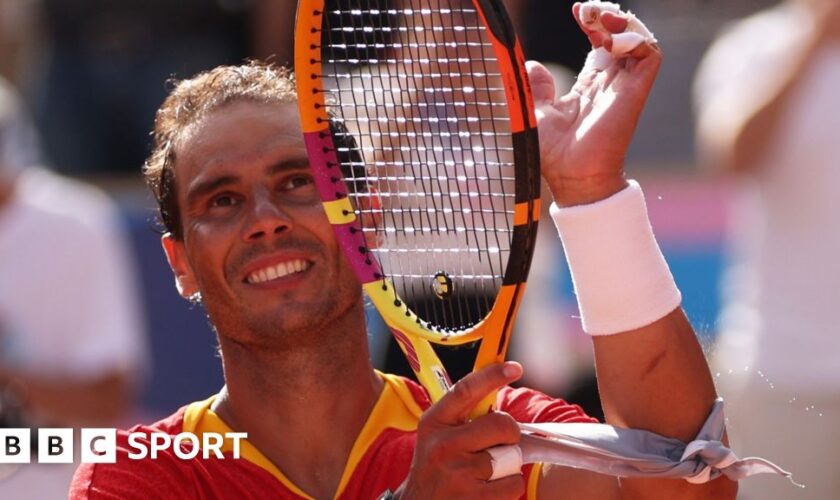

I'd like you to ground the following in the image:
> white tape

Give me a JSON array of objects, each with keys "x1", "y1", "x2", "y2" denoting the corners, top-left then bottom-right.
[
  {"x1": 487, "y1": 444, "x2": 523, "y2": 481},
  {"x1": 577, "y1": 1, "x2": 657, "y2": 70},
  {"x1": 611, "y1": 32, "x2": 648, "y2": 54},
  {"x1": 549, "y1": 181, "x2": 682, "y2": 335},
  {"x1": 585, "y1": 48, "x2": 615, "y2": 74}
]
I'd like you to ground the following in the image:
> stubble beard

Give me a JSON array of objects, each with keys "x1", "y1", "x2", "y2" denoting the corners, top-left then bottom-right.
[{"x1": 200, "y1": 269, "x2": 365, "y2": 351}]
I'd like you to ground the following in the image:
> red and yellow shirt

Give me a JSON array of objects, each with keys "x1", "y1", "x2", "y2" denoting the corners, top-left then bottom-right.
[{"x1": 70, "y1": 373, "x2": 595, "y2": 499}]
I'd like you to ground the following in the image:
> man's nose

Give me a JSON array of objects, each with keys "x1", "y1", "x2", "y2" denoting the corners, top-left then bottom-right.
[{"x1": 243, "y1": 192, "x2": 292, "y2": 242}]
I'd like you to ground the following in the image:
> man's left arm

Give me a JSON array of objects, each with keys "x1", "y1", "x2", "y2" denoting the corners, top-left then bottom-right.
[
  {"x1": 535, "y1": 312, "x2": 735, "y2": 499},
  {"x1": 530, "y1": 4, "x2": 736, "y2": 498},
  {"x1": 592, "y1": 312, "x2": 734, "y2": 498}
]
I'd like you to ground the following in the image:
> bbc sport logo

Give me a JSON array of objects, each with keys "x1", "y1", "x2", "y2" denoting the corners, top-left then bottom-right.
[{"x1": 0, "y1": 429, "x2": 248, "y2": 463}]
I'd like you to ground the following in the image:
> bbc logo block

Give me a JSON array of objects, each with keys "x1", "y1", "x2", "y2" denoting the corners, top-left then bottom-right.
[
  {"x1": 81, "y1": 429, "x2": 117, "y2": 464},
  {"x1": 0, "y1": 429, "x2": 30, "y2": 463},
  {"x1": 39, "y1": 428, "x2": 74, "y2": 463}
]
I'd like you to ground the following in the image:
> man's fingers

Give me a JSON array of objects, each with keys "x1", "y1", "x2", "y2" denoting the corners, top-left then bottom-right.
[
  {"x1": 571, "y1": 3, "x2": 588, "y2": 33},
  {"x1": 440, "y1": 411, "x2": 521, "y2": 454},
  {"x1": 410, "y1": 364, "x2": 523, "y2": 498},
  {"x1": 485, "y1": 444, "x2": 524, "y2": 481},
  {"x1": 526, "y1": 61, "x2": 556, "y2": 108},
  {"x1": 426, "y1": 362, "x2": 523, "y2": 425},
  {"x1": 589, "y1": 31, "x2": 608, "y2": 49},
  {"x1": 573, "y1": 4, "x2": 628, "y2": 35},
  {"x1": 573, "y1": 3, "x2": 654, "y2": 61},
  {"x1": 600, "y1": 11, "x2": 629, "y2": 34},
  {"x1": 463, "y1": 445, "x2": 522, "y2": 483}
]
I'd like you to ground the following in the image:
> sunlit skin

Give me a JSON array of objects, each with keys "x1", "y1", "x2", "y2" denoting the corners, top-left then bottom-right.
[{"x1": 163, "y1": 101, "x2": 364, "y2": 345}]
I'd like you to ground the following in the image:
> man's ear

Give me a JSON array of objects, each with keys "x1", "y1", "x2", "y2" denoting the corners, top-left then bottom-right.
[{"x1": 161, "y1": 234, "x2": 199, "y2": 299}]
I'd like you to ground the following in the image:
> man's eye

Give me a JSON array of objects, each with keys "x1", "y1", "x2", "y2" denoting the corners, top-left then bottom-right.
[
  {"x1": 210, "y1": 194, "x2": 239, "y2": 208},
  {"x1": 282, "y1": 174, "x2": 315, "y2": 191}
]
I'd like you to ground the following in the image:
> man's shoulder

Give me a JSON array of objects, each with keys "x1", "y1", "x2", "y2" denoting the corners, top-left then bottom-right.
[{"x1": 69, "y1": 406, "x2": 193, "y2": 499}]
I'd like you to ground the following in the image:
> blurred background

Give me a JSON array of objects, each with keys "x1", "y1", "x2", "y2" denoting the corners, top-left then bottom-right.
[{"x1": 2, "y1": 0, "x2": 836, "y2": 498}]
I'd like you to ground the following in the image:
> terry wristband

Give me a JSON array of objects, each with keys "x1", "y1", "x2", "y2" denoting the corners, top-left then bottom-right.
[{"x1": 549, "y1": 180, "x2": 681, "y2": 335}]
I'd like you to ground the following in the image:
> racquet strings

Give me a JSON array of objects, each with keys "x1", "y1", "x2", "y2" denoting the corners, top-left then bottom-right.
[{"x1": 322, "y1": 0, "x2": 516, "y2": 335}]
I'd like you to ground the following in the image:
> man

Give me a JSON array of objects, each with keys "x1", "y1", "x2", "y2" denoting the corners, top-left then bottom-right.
[{"x1": 71, "y1": 4, "x2": 736, "y2": 499}]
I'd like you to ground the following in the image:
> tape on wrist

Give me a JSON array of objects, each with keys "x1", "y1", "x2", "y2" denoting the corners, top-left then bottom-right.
[
  {"x1": 549, "y1": 180, "x2": 681, "y2": 336},
  {"x1": 487, "y1": 444, "x2": 523, "y2": 481}
]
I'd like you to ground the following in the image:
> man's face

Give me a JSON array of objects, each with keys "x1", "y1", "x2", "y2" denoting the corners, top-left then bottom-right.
[{"x1": 163, "y1": 100, "x2": 362, "y2": 345}]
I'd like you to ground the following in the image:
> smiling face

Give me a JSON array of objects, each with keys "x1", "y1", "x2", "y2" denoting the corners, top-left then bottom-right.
[{"x1": 162, "y1": 100, "x2": 363, "y2": 346}]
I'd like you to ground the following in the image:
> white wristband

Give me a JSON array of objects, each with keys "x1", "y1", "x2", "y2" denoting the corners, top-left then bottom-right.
[{"x1": 549, "y1": 180, "x2": 681, "y2": 335}]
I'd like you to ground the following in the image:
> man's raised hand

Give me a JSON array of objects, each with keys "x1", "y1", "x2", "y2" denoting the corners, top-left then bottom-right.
[{"x1": 529, "y1": 2, "x2": 661, "y2": 207}]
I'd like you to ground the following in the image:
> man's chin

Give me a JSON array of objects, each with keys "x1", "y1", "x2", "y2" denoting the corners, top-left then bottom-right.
[
  {"x1": 244, "y1": 305, "x2": 336, "y2": 337},
  {"x1": 207, "y1": 285, "x2": 361, "y2": 343}
]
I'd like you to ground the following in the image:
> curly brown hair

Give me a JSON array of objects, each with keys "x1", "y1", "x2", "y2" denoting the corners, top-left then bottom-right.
[{"x1": 144, "y1": 62, "x2": 297, "y2": 240}]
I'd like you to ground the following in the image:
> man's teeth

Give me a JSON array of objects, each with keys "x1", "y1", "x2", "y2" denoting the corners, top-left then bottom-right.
[{"x1": 247, "y1": 260, "x2": 310, "y2": 284}]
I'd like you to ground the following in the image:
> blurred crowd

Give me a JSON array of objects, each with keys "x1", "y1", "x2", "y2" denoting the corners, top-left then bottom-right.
[
  {"x1": 694, "y1": 0, "x2": 840, "y2": 496},
  {"x1": 1, "y1": 0, "x2": 836, "y2": 498}
]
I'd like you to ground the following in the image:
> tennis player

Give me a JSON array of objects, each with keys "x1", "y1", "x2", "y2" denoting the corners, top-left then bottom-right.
[{"x1": 70, "y1": 5, "x2": 736, "y2": 499}]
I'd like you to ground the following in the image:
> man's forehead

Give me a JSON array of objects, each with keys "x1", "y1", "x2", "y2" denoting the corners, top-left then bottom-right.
[
  {"x1": 174, "y1": 101, "x2": 306, "y2": 179},
  {"x1": 179, "y1": 100, "x2": 301, "y2": 147}
]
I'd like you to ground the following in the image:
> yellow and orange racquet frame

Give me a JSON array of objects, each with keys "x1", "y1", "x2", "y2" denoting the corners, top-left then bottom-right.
[{"x1": 295, "y1": 0, "x2": 540, "y2": 416}]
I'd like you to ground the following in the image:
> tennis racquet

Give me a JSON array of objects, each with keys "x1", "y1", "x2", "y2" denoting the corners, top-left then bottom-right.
[{"x1": 295, "y1": 0, "x2": 540, "y2": 416}]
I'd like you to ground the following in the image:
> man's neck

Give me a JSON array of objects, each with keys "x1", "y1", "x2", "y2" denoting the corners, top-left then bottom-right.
[{"x1": 212, "y1": 304, "x2": 384, "y2": 498}]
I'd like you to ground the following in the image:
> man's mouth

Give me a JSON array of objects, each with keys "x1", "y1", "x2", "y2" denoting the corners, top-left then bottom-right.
[{"x1": 245, "y1": 259, "x2": 311, "y2": 284}]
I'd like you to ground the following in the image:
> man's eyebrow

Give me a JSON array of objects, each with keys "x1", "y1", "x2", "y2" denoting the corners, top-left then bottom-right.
[
  {"x1": 265, "y1": 157, "x2": 311, "y2": 176},
  {"x1": 185, "y1": 157, "x2": 311, "y2": 205},
  {"x1": 186, "y1": 175, "x2": 239, "y2": 205}
]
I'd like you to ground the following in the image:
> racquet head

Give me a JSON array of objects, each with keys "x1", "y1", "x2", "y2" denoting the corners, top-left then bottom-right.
[{"x1": 295, "y1": 0, "x2": 540, "y2": 415}]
